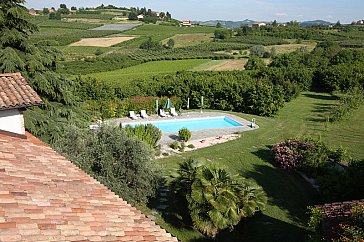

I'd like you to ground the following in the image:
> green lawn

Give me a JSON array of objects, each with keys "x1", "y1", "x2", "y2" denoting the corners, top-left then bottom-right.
[
  {"x1": 85, "y1": 59, "x2": 211, "y2": 85},
  {"x1": 149, "y1": 92, "x2": 364, "y2": 241},
  {"x1": 323, "y1": 104, "x2": 364, "y2": 160}
]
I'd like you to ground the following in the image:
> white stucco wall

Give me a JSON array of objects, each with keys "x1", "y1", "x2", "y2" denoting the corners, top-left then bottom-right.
[{"x1": 0, "y1": 109, "x2": 25, "y2": 135}]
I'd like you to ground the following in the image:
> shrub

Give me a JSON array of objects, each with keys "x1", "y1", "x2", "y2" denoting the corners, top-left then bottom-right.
[
  {"x1": 124, "y1": 124, "x2": 162, "y2": 149},
  {"x1": 180, "y1": 142, "x2": 186, "y2": 152},
  {"x1": 170, "y1": 140, "x2": 179, "y2": 150},
  {"x1": 54, "y1": 125, "x2": 161, "y2": 204},
  {"x1": 178, "y1": 128, "x2": 191, "y2": 141},
  {"x1": 271, "y1": 138, "x2": 347, "y2": 177},
  {"x1": 187, "y1": 144, "x2": 195, "y2": 149}
]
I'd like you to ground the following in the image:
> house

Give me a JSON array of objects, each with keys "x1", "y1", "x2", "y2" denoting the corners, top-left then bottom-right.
[
  {"x1": 253, "y1": 22, "x2": 267, "y2": 27},
  {"x1": 28, "y1": 8, "x2": 37, "y2": 16},
  {"x1": 137, "y1": 14, "x2": 144, "y2": 20},
  {"x1": 0, "y1": 73, "x2": 43, "y2": 137},
  {"x1": 0, "y1": 73, "x2": 177, "y2": 241},
  {"x1": 180, "y1": 20, "x2": 192, "y2": 26}
]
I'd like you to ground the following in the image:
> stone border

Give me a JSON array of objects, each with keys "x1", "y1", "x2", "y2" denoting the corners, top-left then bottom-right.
[{"x1": 105, "y1": 111, "x2": 258, "y2": 145}]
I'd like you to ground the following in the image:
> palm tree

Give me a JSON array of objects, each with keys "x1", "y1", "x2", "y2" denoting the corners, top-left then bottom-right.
[{"x1": 172, "y1": 159, "x2": 267, "y2": 238}]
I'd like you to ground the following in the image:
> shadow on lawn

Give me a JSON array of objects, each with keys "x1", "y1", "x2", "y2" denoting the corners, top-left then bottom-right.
[
  {"x1": 302, "y1": 93, "x2": 338, "y2": 101},
  {"x1": 189, "y1": 213, "x2": 310, "y2": 242},
  {"x1": 239, "y1": 155, "x2": 319, "y2": 234}
]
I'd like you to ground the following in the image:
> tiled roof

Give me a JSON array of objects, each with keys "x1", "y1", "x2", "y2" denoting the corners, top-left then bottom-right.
[
  {"x1": 316, "y1": 199, "x2": 364, "y2": 240},
  {"x1": 0, "y1": 73, "x2": 43, "y2": 111},
  {"x1": 0, "y1": 133, "x2": 177, "y2": 242}
]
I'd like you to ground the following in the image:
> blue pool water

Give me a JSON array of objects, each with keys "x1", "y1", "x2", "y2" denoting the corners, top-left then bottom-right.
[{"x1": 123, "y1": 116, "x2": 243, "y2": 133}]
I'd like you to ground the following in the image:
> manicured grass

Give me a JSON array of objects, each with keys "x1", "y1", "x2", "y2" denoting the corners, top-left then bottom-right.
[
  {"x1": 150, "y1": 92, "x2": 363, "y2": 241},
  {"x1": 323, "y1": 104, "x2": 364, "y2": 160},
  {"x1": 85, "y1": 59, "x2": 211, "y2": 85}
]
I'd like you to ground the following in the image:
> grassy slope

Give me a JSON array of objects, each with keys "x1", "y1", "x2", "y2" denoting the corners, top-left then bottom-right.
[
  {"x1": 161, "y1": 33, "x2": 214, "y2": 48},
  {"x1": 121, "y1": 24, "x2": 216, "y2": 46},
  {"x1": 323, "y1": 104, "x2": 364, "y2": 160},
  {"x1": 85, "y1": 59, "x2": 210, "y2": 85},
  {"x1": 152, "y1": 92, "x2": 363, "y2": 241}
]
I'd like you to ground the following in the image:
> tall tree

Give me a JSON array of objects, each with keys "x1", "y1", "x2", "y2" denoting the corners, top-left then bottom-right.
[{"x1": 0, "y1": 0, "x2": 80, "y2": 143}]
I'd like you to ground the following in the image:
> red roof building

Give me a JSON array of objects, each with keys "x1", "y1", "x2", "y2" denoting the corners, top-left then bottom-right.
[
  {"x1": 0, "y1": 73, "x2": 177, "y2": 241},
  {"x1": 0, "y1": 73, "x2": 42, "y2": 136}
]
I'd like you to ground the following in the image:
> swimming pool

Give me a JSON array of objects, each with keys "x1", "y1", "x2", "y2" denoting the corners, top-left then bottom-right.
[{"x1": 122, "y1": 116, "x2": 243, "y2": 133}]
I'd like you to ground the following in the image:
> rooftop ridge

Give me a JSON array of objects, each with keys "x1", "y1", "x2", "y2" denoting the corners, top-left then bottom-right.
[{"x1": 0, "y1": 72, "x2": 21, "y2": 77}]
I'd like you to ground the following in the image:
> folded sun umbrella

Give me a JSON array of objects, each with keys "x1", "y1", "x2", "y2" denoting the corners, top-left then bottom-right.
[{"x1": 163, "y1": 98, "x2": 174, "y2": 109}]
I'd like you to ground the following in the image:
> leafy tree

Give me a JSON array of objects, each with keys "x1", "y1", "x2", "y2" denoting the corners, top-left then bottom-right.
[
  {"x1": 216, "y1": 22, "x2": 222, "y2": 28},
  {"x1": 159, "y1": 12, "x2": 165, "y2": 19},
  {"x1": 70, "y1": 6, "x2": 77, "y2": 11},
  {"x1": 171, "y1": 159, "x2": 267, "y2": 238},
  {"x1": 58, "y1": 3, "x2": 70, "y2": 14},
  {"x1": 42, "y1": 7, "x2": 49, "y2": 14},
  {"x1": 166, "y1": 11, "x2": 171, "y2": 19},
  {"x1": 55, "y1": 125, "x2": 161, "y2": 204},
  {"x1": 166, "y1": 38, "x2": 175, "y2": 49},
  {"x1": 214, "y1": 29, "x2": 232, "y2": 39},
  {"x1": 128, "y1": 11, "x2": 138, "y2": 20},
  {"x1": 250, "y1": 45, "x2": 265, "y2": 57},
  {"x1": 139, "y1": 37, "x2": 163, "y2": 50},
  {"x1": 49, "y1": 11, "x2": 61, "y2": 20},
  {"x1": 272, "y1": 20, "x2": 278, "y2": 27},
  {"x1": 245, "y1": 56, "x2": 266, "y2": 70},
  {"x1": 0, "y1": 0, "x2": 79, "y2": 143}
]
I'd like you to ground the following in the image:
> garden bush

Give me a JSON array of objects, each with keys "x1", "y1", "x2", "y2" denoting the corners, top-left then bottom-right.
[
  {"x1": 178, "y1": 128, "x2": 192, "y2": 141},
  {"x1": 54, "y1": 125, "x2": 161, "y2": 204},
  {"x1": 124, "y1": 124, "x2": 162, "y2": 149},
  {"x1": 271, "y1": 138, "x2": 348, "y2": 177},
  {"x1": 170, "y1": 141, "x2": 179, "y2": 150}
]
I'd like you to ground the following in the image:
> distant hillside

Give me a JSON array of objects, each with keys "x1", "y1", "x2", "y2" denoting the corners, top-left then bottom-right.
[
  {"x1": 300, "y1": 20, "x2": 333, "y2": 26},
  {"x1": 193, "y1": 19, "x2": 258, "y2": 28}
]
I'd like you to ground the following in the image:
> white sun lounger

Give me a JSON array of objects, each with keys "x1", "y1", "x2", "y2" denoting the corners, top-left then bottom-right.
[
  {"x1": 141, "y1": 110, "x2": 149, "y2": 119},
  {"x1": 129, "y1": 111, "x2": 138, "y2": 120},
  {"x1": 170, "y1": 108, "x2": 178, "y2": 116},
  {"x1": 159, "y1": 109, "x2": 167, "y2": 117}
]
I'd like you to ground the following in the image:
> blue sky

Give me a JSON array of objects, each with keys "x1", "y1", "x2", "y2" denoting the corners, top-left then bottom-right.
[{"x1": 25, "y1": 0, "x2": 363, "y2": 23}]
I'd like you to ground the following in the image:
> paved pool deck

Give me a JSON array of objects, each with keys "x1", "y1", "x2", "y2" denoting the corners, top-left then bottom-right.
[{"x1": 105, "y1": 111, "x2": 259, "y2": 145}]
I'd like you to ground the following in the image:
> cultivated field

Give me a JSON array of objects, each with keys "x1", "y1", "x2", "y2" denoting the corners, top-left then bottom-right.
[
  {"x1": 264, "y1": 43, "x2": 317, "y2": 54},
  {"x1": 86, "y1": 59, "x2": 210, "y2": 85},
  {"x1": 69, "y1": 36, "x2": 136, "y2": 47},
  {"x1": 162, "y1": 33, "x2": 213, "y2": 48}
]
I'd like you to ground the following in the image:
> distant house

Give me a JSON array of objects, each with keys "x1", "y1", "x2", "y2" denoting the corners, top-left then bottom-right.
[
  {"x1": 180, "y1": 20, "x2": 192, "y2": 26},
  {"x1": 253, "y1": 22, "x2": 267, "y2": 27},
  {"x1": 48, "y1": 7, "x2": 56, "y2": 13},
  {"x1": 137, "y1": 14, "x2": 144, "y2": 20},
  {"x1": 0, "y1": 73, "x2": 43, "y2": 137},
  {"x1": 28, "y1": 8, "x2": 37, "y2": 16},
  {"x1": 152, "y1": 11, "x2": 161, "y2": 17}
]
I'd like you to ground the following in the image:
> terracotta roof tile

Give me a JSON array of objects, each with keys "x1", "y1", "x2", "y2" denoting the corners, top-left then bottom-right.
[
  {"x1": 0, "y1": 133, "x2": 177, "y2": 242},
  {"x1": 0, "y1": 73, "x2": 43, "y2": 110}
]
